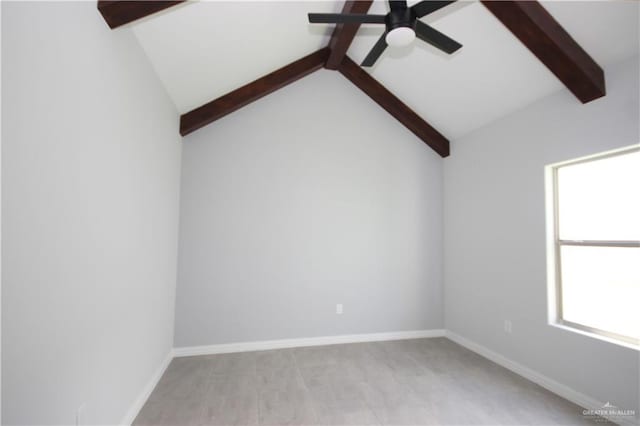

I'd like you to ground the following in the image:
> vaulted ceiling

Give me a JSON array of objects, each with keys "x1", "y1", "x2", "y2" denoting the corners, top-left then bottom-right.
[{"x1": 98, "y1": 0, "x2": 639, "y2": 155}]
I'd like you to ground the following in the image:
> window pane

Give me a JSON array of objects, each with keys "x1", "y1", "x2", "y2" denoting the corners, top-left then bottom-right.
[
  {"x1": 561, "y1": 245, "x2": 640, "y2": 340},
  {"x1": 557, "y1": 150, "x2": 640, "y2": 241}
]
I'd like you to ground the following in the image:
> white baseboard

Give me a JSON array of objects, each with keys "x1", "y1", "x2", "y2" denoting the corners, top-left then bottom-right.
[
  {"x1": 120, "y1": 350, "x2": 173, "y2": 426},
  {"x1": 446, "y1": 331, "x2": 639, "y2": 426},
  {"x1": 174, "y1": 329, "x2": 445, "y2": 357}
]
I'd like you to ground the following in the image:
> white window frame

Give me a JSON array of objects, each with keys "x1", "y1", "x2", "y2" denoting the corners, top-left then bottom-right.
[{"x1": 545, "y1": 145, "x2": 640, "y2": 349}]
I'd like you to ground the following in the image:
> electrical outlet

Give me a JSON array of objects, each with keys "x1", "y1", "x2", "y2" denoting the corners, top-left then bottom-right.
[
  {"x1": 336, "y1": 304, "x2": 343, "y2": 315},
  {"x1": 504, "y1": 320, "x2": 512, "y2": 334}
]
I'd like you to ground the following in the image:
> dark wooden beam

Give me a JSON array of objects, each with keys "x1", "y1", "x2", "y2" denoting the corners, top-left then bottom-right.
[
  {"x1": 325, "y1": 0, "x2": 374, "y2": 70},
  {"x1": 97, "y1": 1, "x2": 185, "y2": 29},
  {"x1": 338, "y1": 57, "x2": 450, "y2": 157},
  {"x1": 481, "y1": 0, "x2": 605, "y2": 103},
  {"x1": 180, "y1": 48, "x2": 330, "y2": 136}
]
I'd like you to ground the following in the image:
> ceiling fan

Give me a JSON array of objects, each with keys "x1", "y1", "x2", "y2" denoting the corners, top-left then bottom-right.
[{"x1": 308, "y1": 0, "x2": 462, "y2": 67}]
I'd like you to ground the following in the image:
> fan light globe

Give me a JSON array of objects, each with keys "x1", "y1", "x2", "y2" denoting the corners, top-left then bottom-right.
[{"x1": 385, "y1": 27, "x2": 415, "y2": 47}]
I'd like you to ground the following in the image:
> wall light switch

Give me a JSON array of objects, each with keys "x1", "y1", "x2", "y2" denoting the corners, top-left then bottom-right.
[
  {"x1": 76, "y1": 404, "x2": 85, "y2": 426},
  {"x1": 336, "y1": 304, "x2": 343, "y2": 315}
]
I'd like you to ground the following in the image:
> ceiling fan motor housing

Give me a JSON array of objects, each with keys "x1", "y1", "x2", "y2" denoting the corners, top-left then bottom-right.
[{"x1": 385, "y1": 8, "x2": 417, "y2": 31}]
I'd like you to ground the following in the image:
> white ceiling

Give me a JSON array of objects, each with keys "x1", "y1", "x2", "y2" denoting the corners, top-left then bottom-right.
[
  {"x1": 132, "y1": 0, "x2": 639, "y2": 140},
  {"x1": 132, "y1": 1, "x2": 341, "y2": 112}
]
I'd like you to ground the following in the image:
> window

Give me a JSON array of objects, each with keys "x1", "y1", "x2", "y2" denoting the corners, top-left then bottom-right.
[{"x1": 546, "y1": 147, "x2": 640, "y2": 347}]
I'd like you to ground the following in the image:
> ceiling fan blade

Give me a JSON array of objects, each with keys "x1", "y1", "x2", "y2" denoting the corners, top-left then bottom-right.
[
  {"x1": 411, "y1": 0, "x2": 456, "y2": 18},
  {"x1": 308, "y1": 13, "x2": 386, "y2": 24},
  {"x1": 414, "y1": 20, "x2": 462, "y2": 54},
  {"x1": 361, "y1": 32, "x2": 389, "y2": 67},
  {"x1": 389, "y1": 0, "x2": 408, "y2": 11}
]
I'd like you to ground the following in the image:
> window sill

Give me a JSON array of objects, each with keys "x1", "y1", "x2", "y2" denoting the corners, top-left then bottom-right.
[{"x1": 550, "y1": 322, "x2": 640, "y2": 351}]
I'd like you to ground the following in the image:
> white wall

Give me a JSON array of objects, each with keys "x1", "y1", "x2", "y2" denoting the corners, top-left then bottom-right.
[
  {"x1": 176, "y1": 69, "x2": 443, "y2": 348},
  {"x1": 2, "y1": 2, "x2": 182, "y2": 424},
  {"x1": 444, "y1": 56, "x2": 640, "y2": 417},
  {"x1": 0, "y1": 2, "x2": 3, "y2": 420}
]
